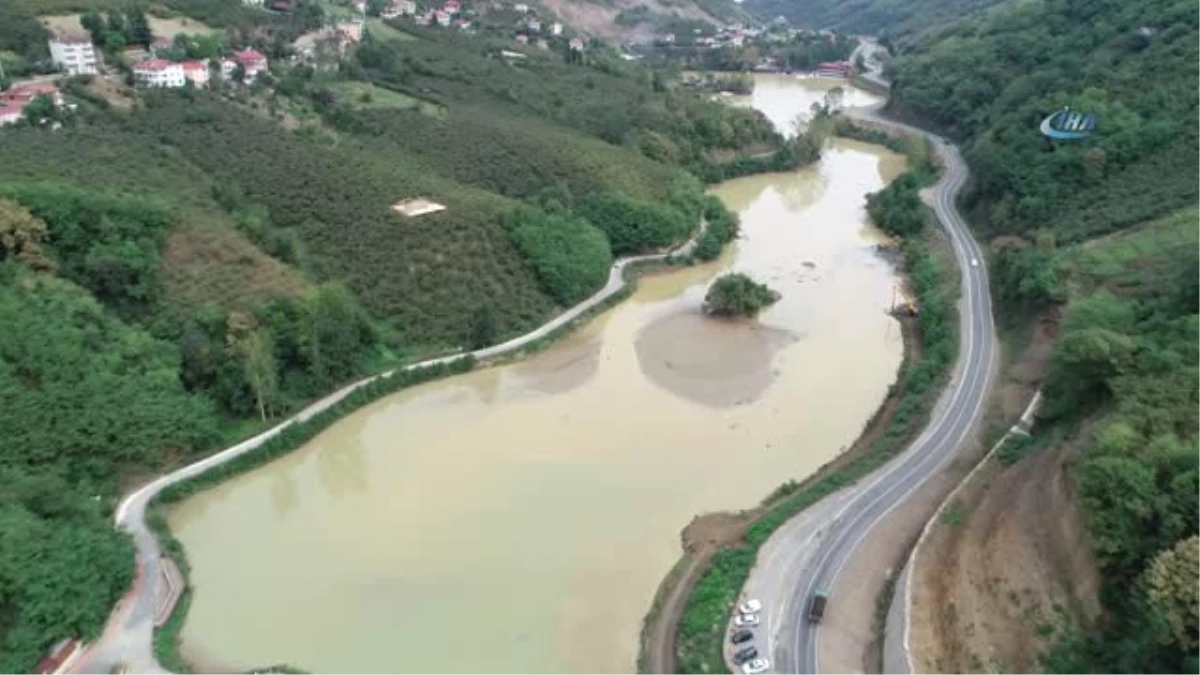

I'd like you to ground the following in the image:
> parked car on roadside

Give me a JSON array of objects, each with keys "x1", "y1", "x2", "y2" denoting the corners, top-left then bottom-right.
[
  {"x1": 739, "y1": 653, "x2": 768, "y2": 667},
  {"x1": 734, "y1": 612, "x2": 760, "y2": 627},
  {"x1": 730, "y1": 629, "x2": 753, "y2": 644},
  {"x1": 742, "y1": 657, "x2": 770, "y2": 674},
  {"x1": 732, "y1": 646, "x2": 758, "y2": 665},
  {"x1": 738, "y1": 599, "x2": 762, "y2": 615}
]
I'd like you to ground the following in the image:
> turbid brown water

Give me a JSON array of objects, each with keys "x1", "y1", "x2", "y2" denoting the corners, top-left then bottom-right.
[{"x1": 169, "y1": 76, "x2": 904, "y2": 673}]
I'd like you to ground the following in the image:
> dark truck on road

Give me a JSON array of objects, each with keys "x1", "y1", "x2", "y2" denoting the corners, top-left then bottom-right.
[{"x1": 807, "y1": 590, "x2": 829, "y2": 623}]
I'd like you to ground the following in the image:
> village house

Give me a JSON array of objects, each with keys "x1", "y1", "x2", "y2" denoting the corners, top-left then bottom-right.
[
  {"x1": 568, "y1": 36, "x2": 584, "y2": 50},
  {"x1": 230, "y1": 48, "x2": 269, "y2": 80},
  {"x1": 527, "y1": 18, "x2": 541, "y2": 31},
  {"x1": 515, "y1": 33, "x2": 529, "y2": 44},
  {"x1": 48, "y1": 35, "x2": 99, "y2": 75},
  {"x1": 0, "y1": 82, "x2": 64, "y2": 126},
  {"x1": 242, "y1": 0, "x2": 265, "y2": 6},
  {"x1": 134, "y1": 59, "x2": 186, "y2": 87},
  {"x1": 550, "y1": 21, "x2": 562, "y2": 35},
  {"x1": 513, "y1": 2, "x2": 529, "y2": 12},
  {"x1": 815, "y1": 60, "x2": 851, "y2": 77},
  {"x1": 381, "y1": 0, "x2": 417, "y2": 18},
  {"x1": 443, "y1": 0, "x2": 460, "y2": 13},
  {"x1": 182, "y1": 60, "x2": 210, "y2": 87},
  {"x1": 435, "y1": 10, "x2": 452, "y2": 25}
]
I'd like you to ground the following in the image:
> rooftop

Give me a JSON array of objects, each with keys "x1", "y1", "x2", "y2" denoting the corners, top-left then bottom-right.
[{"x1": 136, "y1": 59, "x2": 175, "y2": 71}]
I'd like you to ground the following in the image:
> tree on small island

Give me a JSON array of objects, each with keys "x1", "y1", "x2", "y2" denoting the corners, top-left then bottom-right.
[{"x1": 703, "y1": 273, "x2": 780, "y2": 317}]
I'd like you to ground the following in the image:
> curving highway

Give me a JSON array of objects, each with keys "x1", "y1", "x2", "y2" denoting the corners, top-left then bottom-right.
[
  {"x1": 72, "y1": 224, "x2": 709, "y2": 675},
  {"x1": 731, "y1": 99, "x2": 997, "y2": 672}
]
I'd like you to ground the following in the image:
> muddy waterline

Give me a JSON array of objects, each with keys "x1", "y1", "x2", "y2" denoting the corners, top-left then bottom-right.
[{"x1": 170, "y1": 77, "x2": 902, "y2": 673}]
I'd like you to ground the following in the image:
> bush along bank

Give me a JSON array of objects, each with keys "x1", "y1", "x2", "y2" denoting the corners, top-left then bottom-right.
[{"x1": 673, "y1": 163, "x2": 958, "y2": 673}]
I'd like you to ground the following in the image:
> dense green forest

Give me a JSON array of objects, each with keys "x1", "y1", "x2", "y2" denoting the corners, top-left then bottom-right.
[
  {"x1": 0, "y1": 2, "x2": 778, "y2": 666},
  {"x1": 880, "y1": 0, "x2": 1198, "y2": 670},
  {"x1": 742, "y1": 0, "x2": 1004, "y2": 41}
]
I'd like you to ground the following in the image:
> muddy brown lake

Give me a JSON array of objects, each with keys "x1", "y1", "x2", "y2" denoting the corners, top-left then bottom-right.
[{"x1": 169, "y1": 76, "x2": 904, "y2": 673}]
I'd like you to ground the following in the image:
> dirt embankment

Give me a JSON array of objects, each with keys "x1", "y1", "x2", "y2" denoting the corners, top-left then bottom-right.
[{"x1": 909, "y1": 312, "x2": 1103, "y2": 673}]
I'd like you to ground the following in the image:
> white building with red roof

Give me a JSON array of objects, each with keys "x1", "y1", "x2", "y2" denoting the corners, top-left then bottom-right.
[
  {"x1": 133, "y1": 59, "x2": 186, "y2": 87},
  {"x1": 0, "y1": 82, "x2": 66, "y2": 126},
  {"x1": 229, "y1": 49, "x2": 269, "y2": 80},
  {"x1": 182, "y1": 60, "x2": 211, "y2": 87}
]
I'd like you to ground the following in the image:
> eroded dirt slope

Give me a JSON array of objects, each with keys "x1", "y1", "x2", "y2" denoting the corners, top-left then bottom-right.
[{"x1": 909, "y1": 315, "x2": 1103, "y2": 673}]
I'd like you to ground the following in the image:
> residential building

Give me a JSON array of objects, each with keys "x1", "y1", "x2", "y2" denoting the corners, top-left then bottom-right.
[
  {"x1": 513, "y1": 2, "x2": 528, "y2": 12},
  {"x1": 231, "y1": 49, "x2": 269, "y2": 80},
  {"x1": 443, "y1": 0, "x2": 460, "y2": 13},
  {"x1": 182, "y1": 60, "x2": 210, "y2": 87},
  {"x1": 527, "y1": 18, "x2": 541, "y2": 31},
  {"x1": 48, "y1": 35, "x2": 99, "y2": 75},
  {"x1": 550, "y1": 21, "x2": 562, "y2": 35},
  {"x1": 515, "y1": 33, "x2": 528, "y2": 44},
  {"x1": 568, "y1": 36, "x2": 584, "y2": 50},
  {"x1": 0, "y1": 103, "x2": 25, "y2": 126},
  {"x1": 243, "y1": 0, "x2": 265, "y2": 6},
  {"x1": 815, "y1": 60, "x2": 851, "y2": 77},
  {"x1": 435, "y1": 10, "x2": 452, "y2": 25},
  {"x1": 133, "y1": 59, "x2": 186, "y2": 87},
  {"x1": 1, "y1": 82, "x2": 65, "y2": 108}
]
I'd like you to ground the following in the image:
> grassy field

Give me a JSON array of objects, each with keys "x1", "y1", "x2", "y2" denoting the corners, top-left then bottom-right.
[
  {"x1": 328, "y1": 81, "x2": 441, "y2": 115},
  {"x1": 39, "y1": 12, "x2": 217, "y2": 38},
  {"x1": 366, "y1": 18, "x2": 417, "y2": 41}
]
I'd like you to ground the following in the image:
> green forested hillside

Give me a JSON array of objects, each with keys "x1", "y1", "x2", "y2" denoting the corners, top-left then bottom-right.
[
  {"x1": 880, "y1": 0, "x2": 1198, "y2": 670},
  {"x1": 887, "y1": 0, "x2": 1198, "y2": 243},
  {"x1": 742, "y1": 0, "x2": 1006, "y2": 39}
]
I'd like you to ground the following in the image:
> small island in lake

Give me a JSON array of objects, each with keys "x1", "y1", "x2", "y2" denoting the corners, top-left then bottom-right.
[{"x1": 703, "y1": 273, "x2": 781, "y2": 317}]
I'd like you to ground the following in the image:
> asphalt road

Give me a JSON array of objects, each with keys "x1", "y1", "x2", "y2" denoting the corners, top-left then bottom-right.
[
  {"x1": 732, "y1": 102, "x2": 996, "y2": 673},
  {"x1": 72, "y1": 224, "x2": 708, "y2": 674}
]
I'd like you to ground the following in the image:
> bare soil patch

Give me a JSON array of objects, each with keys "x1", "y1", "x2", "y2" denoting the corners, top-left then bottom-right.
[
  {"x1": 910, "y1": 439, "x2": 1101, "y2": 673},
  {"x1": 908, "y1": 309, "x2": 1102, "y2": 673}
]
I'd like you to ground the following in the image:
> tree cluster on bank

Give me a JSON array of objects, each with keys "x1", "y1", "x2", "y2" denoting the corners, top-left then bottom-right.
[{"x1": 703, "y1": 272, "x2": 779, "y2": 317}]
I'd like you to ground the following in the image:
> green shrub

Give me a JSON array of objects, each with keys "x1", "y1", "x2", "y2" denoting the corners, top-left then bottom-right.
[{"x1": 507, "y1": 207, "x2": 613, "y2": 306}]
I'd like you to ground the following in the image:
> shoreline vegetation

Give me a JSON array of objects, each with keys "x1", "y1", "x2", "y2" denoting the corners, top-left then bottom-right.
[{"x1": 652, "y1": 118, "x2": 959, "y2": 674}]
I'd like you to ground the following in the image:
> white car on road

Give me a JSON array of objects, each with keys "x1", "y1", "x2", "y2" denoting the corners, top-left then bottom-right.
[
  {"x1": 742, "y1": 657, "x2": 770, "y2": 674},
  {"x1": 734, "y1": 613, "x2": 760, "y2": 627},
  {"x1": 738, "y1": 599, "x2": 762, "y2": 615}
]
